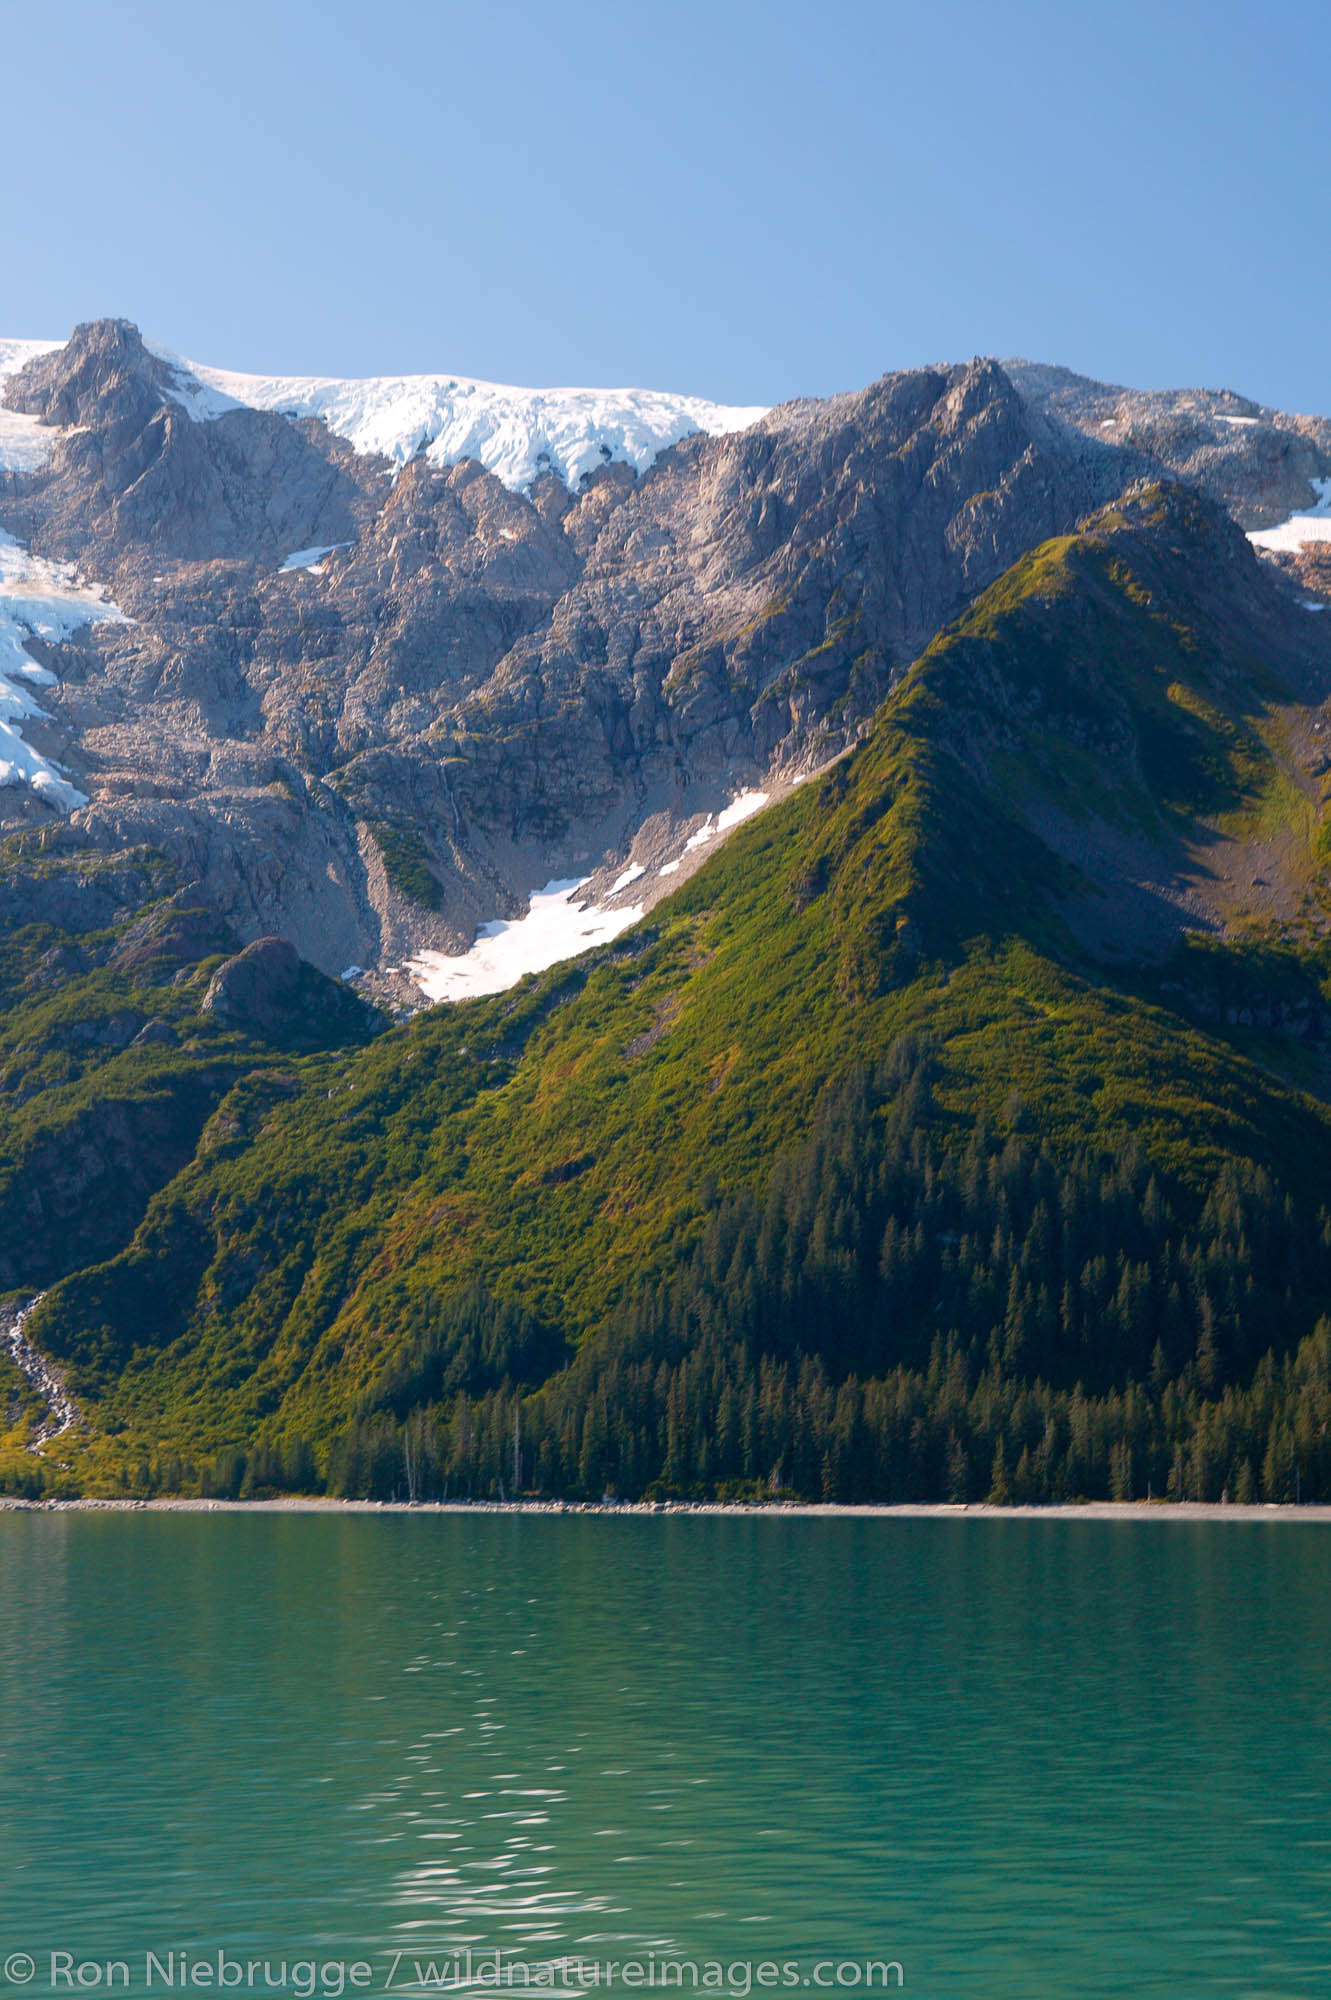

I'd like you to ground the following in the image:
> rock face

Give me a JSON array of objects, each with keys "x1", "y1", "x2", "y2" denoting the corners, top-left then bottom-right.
[
  {"x1": 1004, "y1": 359, "x2": 1331, "y2": 529},
  {"x1": 201, "y1": 937, "x2": 304, "y2": 1031},
  {"x1": 5, "y1": 319, "x2": 377, "y2": 563},
  {"x1": 2, "y1": 319, "x2": 1328, "y2": 1008},
  {"x1": 201, "y1": 936, "x2": 376, "y2": 1048}
]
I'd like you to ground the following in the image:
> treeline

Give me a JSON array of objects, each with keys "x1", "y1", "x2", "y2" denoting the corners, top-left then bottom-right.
[
  {"x1": 9, "y1": 1039, "x2": 1331, "y2": 1504},
  {"x1": 36, "y1": 1320, "x2": 1330, "y2": 1505},
  {"x1": 307, "y1": 1032, "x2": 1327, "y2": 1504},
  {"x1": 318, "y1": 1322, "x2": 1331, "y2": 1505},
  {"x1": 314, "y1": 1043, "x2": 1331, "y2": 1504}
]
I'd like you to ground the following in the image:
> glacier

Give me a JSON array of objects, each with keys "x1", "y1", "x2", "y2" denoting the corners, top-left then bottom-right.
[
  {"x1": 0, "y1": 332, "x2": 129, "y2": 809},
  {"x1": 147, "y1": 344, "x2": 768, "y2": 493},
  {"x1": 0, "y1": 337, "x2": 64, "y2": 474},
  {"x1": 3, "y1": 327, "x2": 766, "y2": 495},
  {"x1": 0, "y1": 531, "x2": 128, "y2": 809}
]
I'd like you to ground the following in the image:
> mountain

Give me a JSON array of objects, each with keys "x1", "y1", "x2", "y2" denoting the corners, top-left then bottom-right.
[
  {"x1": 1, "y1": 320, "x2": 1162, "y2": 1004},
  {"x1": 3, "y1": 321, "x2": 1331, "y2": 1502},
  {"x1": 1004, "y1": 359, "x2": 1331, "y2": 527},
  {"x1": 4, "y1": 324, "x2": 1328, "y2": 1011}
]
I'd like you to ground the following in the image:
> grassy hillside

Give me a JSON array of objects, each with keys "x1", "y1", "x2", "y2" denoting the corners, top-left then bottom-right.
[
  {"x1": 13, "y1": 483, "x2": 1331, "y2": 1502},
  {"x1": 0, "y1": 867, "x2": 383, "y2": 1461}
]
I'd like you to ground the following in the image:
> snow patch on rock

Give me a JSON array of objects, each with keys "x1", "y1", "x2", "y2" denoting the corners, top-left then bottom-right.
[
  {"x1": 679, "y1": 788, "x2": 771, "y2": 859},
  {"x1": 410, "y1": 877, "x2": 643, "y2": 1004},
  {"x1": 278, "y1": 543, "x2": 347, "y2": 574},
  {"x1": 413, "y1": 788, "x2": 776, "y2": 1001},
  {"x1": 1249, "y1": 477, "x2": 1331, "y2": 552},
  {"x1": 717, "y1": 788, "x2": 770, "y2": 830}
]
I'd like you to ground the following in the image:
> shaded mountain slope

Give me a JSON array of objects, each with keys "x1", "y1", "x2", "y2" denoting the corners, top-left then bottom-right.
[
  {"x1": 0, "y1": 854, "x2": 382, "y2": 1338},
  {"x1": 1005, "y1": 358, "x2": 1331, "y2": 531}
]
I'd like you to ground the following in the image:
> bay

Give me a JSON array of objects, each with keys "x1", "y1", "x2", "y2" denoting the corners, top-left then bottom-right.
[{"x1": 1, "y1": 1516, "x2": 1328, "y2": 1999}]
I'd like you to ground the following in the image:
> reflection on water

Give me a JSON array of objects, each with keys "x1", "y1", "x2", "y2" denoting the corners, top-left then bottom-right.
[{"x1": 0, "y1": 1515, "x2": 1329, "y2": 1998}]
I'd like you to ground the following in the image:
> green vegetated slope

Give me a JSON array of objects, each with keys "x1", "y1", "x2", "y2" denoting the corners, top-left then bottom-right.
[
  {"x1": 0, "y1": 872, "x2": 383, "y2": 1463},
  {"x1": 18, "y1": 484, "x2": 1331, "y2": 1503}
]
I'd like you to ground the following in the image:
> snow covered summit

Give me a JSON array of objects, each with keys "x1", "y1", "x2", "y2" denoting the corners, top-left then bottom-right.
[
  {"x1": 3, "y1": 327, "x2": 767, "y2": 494},
  {"x1": 146, "y1": 344, "x2": 768, "y2": 493}
]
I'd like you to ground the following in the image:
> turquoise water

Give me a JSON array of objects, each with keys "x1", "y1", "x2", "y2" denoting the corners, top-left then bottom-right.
[{"x1": 0, "y1": 1516, "x2": 1329, "y2": 1999}]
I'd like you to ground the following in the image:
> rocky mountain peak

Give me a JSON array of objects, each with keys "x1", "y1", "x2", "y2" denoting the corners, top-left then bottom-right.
[
  {"x1": 1004, "y1": 356, "x2": 1331, "y2": 529},
  {"x1": 5, "y1": 318, "x2": 380, "y2": 570},
  {"x1": 944, "y1": 355, "x2": 1016, "y2": 420},
  {"x1": 0, "y1": 319, "x2": 1327, "y2": 1017},
  {"x1": 2, "y1": 317, "x2": 177, "y2": 435}
]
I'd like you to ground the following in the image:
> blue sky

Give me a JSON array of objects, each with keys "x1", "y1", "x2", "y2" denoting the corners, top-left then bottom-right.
[{"x1": 8, "y1": 0, "x2": 1328, "y2": 413}]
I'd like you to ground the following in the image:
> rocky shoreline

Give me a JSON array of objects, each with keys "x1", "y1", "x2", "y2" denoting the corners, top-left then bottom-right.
[{"x1": 3, "y1": 1496, "x2": 1330, "y2": 1520}]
